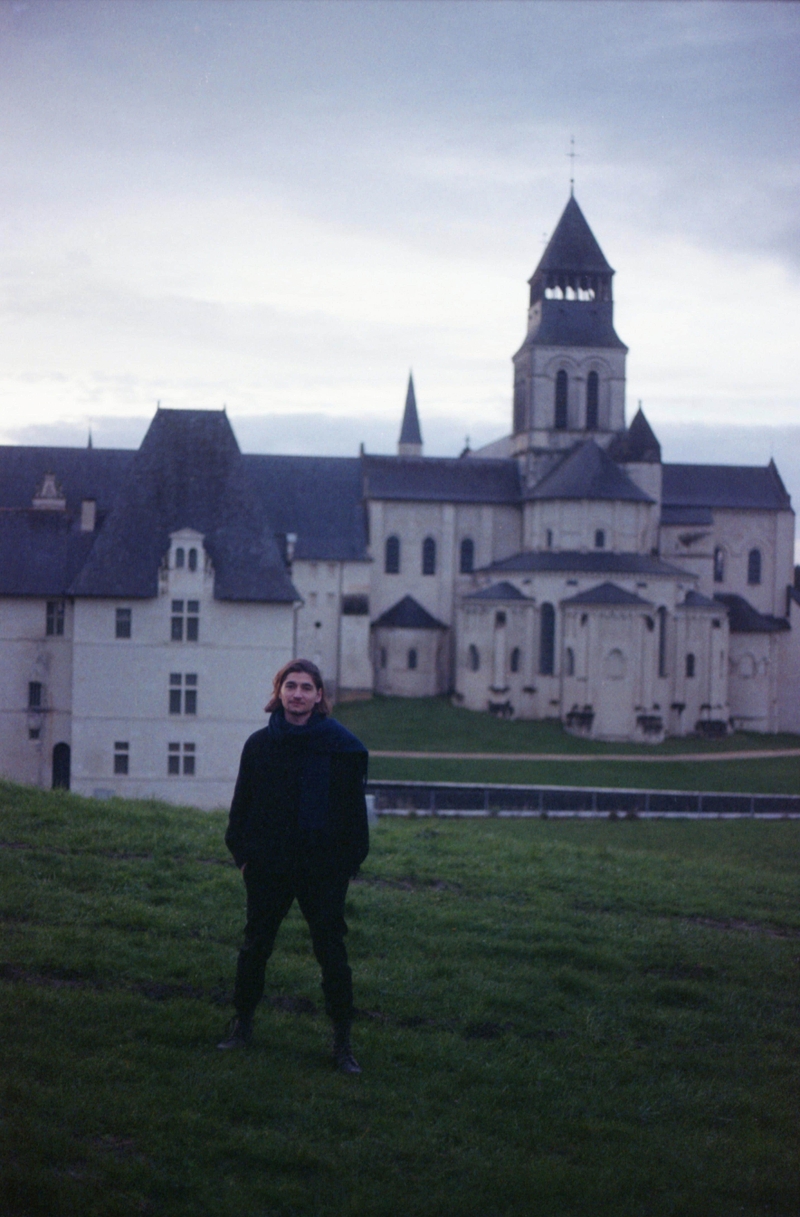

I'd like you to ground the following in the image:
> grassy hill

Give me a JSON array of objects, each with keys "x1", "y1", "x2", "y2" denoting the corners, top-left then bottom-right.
[{"x1": 1, "y1": 779, "x2": 798, "y2": 1216}]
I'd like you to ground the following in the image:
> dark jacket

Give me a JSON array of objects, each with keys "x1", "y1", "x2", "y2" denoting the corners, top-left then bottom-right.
[{"x1": 225, "y1": 710, "x2": 369, "y2": 875}]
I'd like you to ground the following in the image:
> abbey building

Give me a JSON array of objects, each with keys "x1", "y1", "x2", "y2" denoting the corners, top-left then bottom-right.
[{"x1": 1, "y1": 195, "x2": 798, "y2": 807}]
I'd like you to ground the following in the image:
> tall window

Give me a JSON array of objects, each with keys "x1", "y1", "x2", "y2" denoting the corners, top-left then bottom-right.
[
  {"x1": 171, "y1": 600, "x2": 199, "y2": 641},
  {"x1": 422, "y1": 537, "x2": 436, "y2": 576},
  {"x1": 586, "y1": 371, "x2": 599, "y2": 430},
  {"x1": 28, "y1": 681, "x2": 42, "y2": 709},
  {"x1": 539, "y1": 603, "x2": 555, "y2": 675},
  {"x1": 175, "y1": 547, "x2": 185, "y2": 569},
  {"x1": 46, "y1": 600, "x2": 65, "y2": 636},
  {"x1": 407, "y1": 648, "x2": 417, "y2": 670},
  {"x1": 468, "y1": 644, "x2": 480, "y2": 672},
  {"x1": 594, "y1": 529, "x2": 605, "y2": 549},
  {"x1": 685, "y1": 653, "x2": 695, "y2": 678},
  {"x1": 115, "y1": 608, "x2": 132, "y2": 639},
  {"x1": 188, "y1": 547, "x2": 198, "y2": 572},
  {"x1": 459, "y1": 537, "x2": 474, "y2": 574},
  {"x1": 565, "y1": 646, "x2": 575, "y2": 676},
  {"x1": 169, "y1": 673, "x2": 198, "y2": 715},
  {"x1": 555, "y1": 370, "x2": 568, "y2": 430},
  {"x1": 385, "y1": 535, "x2": 400, "y2": 574},
  {"x1": 747, "y1": 548, "x2": 761, "y2": 585},
  {"x1": 113, "y1": 741, "x2": 129, "y2": 775},
  {"x1": 713, "y1": 547, "x2": 725, "y2": 584},
  {"x1": 168, "y1": 742, "x2": 195, "y2": 775},
  {"x1": 513, "y1": 380, "x2": 526, "y2": 434},
  {"x1": 657, "y1": 607, "x2": 668, "y2": 678},
  {"x1": 510, "y1": 647, "x2": 521, "y2": 673}
]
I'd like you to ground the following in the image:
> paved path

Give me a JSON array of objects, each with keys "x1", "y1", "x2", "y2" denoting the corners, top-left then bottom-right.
[{"x1": 370, "y1": 749, "x2": 800, "y2": 764}]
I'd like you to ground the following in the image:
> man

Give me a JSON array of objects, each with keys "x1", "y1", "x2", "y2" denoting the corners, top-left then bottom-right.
[{"x1": 218, "y1": 659, "x2": 369, "y2": 1074}]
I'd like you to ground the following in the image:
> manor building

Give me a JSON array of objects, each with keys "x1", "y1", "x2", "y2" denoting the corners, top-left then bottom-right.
[{"x1": 1, "y1": 195, "x2": 798, "y2": 807}]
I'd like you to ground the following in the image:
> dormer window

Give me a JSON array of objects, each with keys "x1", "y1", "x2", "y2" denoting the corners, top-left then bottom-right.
[
  {"x1": 32, "y1": 472, "x2": 66, "y2": 511},
  {"x1": 175, "y1": 548, "x2": 185, "y2": 569},
  {"x1": 188, "y1": 548, "x2": 198, "y2": 572}
]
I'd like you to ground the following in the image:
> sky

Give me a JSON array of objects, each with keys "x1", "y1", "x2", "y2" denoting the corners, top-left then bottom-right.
[{"x1": 0, "y1": 0, "x2": 799, "y2": 537}]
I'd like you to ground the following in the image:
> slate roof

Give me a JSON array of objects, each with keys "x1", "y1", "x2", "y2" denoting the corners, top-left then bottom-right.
[
  {"x1": 662, "y1": 461, "x2": 791, "y2": 512},
  {"x1": 607, "y1": 408, "x2": 661, "y2": 464},
  {"x1": 562, "y1": 582, "x2": 652, "y2": 607},
  {"x1": 0, "y1": 513, "x2": 99, "y2": 597},
  {"x1": 372, "y1": 595, "x2": 447, "y2": 630},
  {"x1": 483, "y1": 550, "x2": 692, "y2": 578},
  {"x1": 517, "y1": 300, "x2": 628, "y2": 351},
  {"x1": 243, "y1": 455, "x2": 368, "y2": 562},
  {"x1": 713, "y1": 593, "x2": 789, "y2": 634},
  {"x1": 362, "y1": 454, "x2": 521, "y2": 503},
  {"x1": 526, "y1": 440, "x2": 653, "y2": 503},
  {"x1": 532, "y1": 196, "x2": 613, "y2": 277},
  {"x1": 680, "y1": 590, "x2": 718, "y2": 609},
  {"x1": 0, "y1": 443, "x2": 134, "y2": 516},
  {"x1": 399, "y1": 374, "x2": 423, "y2": 447},
  {"x1": 660, "y1": 505, "x2": 713, "y2": 527},
  {"x1": 72, "y1": 409, "x2": 297, "y2": 602},
  {"x1": 465, "y1": 581, "x2": 529, "y2": 602}
]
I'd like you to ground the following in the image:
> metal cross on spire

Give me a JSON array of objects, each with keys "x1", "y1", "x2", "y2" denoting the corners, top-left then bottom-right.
[{"x1": 567, "y1": 135, "x2": 578, "y2": 196}]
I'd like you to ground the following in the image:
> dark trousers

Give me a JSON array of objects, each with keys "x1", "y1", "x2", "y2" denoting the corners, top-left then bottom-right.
[{"x1": 233, "y1": 862, "x2": 353, "y2": 1026}]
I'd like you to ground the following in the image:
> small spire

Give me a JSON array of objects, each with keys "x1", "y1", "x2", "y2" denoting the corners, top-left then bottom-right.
[
  {"x1": 567, "y1": 135, "x2": 578, "y2": 196},
  {"x1": 87, "y1": 427, "x2": 93, "y2": 450},
  {"x1": 398, "y1": 372, "x2": 423, "y2": 457}
]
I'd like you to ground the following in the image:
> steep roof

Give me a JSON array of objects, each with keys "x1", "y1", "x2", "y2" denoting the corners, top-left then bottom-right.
[
  {"x1": 660, "y1": 505, "x2": 713, "y2": 527},
  {"x1": 607, "y1": 408, "x2": 661, "y2": 464},
  {"x1": 372, "y1": 595, "x2": 447, "y2": 630},
  {"x1": 531, "y1": 196, "x2": 613, "y2": 277},
  {"x1": 71, "y1": 409, "x2": 297, "y2": 602},
  {"x1": 0, "y1": 444, "x2": 134, "y2": 516},
  {"x1": 562, "y1": 581, "x2": 652, "y2": 607},
  {"x1": 243, "y1": 455, "x2": 368, "y2": 562},
  {"x1": 713, "y1": 593, "x2": 790, "y2": 633},
  {"x1": 662, "y1": 461, "x2": 791, "y2": 512},
  {"x1": 527, "y1": 440, "x2": 653, "y2": 503},
  {"x1": 484, "y1": 550, "x2": 692, "y2": 578},
  {"x1": 0, "y1": 512, "x2": 99, "y2": 597},
  {"x1": 465, "y1": 581, "x2": 529, "y2": 602},
  {"x1": 399, "y1": 374, "x2": 423, "y2": 447},
  {"x1": 516, "y1": 300, "x2": 627, "y2": 351},
  {"x1": 362, "y1": 454, "x2": 521, "y2": 504}
]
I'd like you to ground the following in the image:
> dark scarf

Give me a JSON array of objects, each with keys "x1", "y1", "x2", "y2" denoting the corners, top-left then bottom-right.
[{"x1": 266, "y1": 706, "x2": 366, "y2": 832}]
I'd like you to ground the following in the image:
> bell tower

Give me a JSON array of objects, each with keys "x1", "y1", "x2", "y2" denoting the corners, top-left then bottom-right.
[{"x1": 511, "y1": 195, "x2": 628, "y2": 457}]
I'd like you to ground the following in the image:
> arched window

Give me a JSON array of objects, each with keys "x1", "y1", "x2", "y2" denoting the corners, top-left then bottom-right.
[
  {"x1": 657, "y1": 607, "x2": 668, "y2": 678},
  {"x1": 52, "y1": 742, "x2": 70, "y2": 790},
  {"x1": 565, "y1": 646, "x2": 575, "y2": 676},
  {"x1": 407, "y1": 648, "x2": 417, "y2": 670},
  {"x1": 685, "y1": 653, "x2": 695, "y2": 678},
  {"x1": 188, "y1": 548, "x2": 198, "y2": 572},
  {"x1": 459, "y1": 537, "x2": 474, "y2": 574},
  {"x1": 510, "y1": 647, "x2": 521, "y2": 673},
  {"x1": 748, "y1": 548, "x2": 761, "y2": 585},
  {"x1": 713, "y1": 546, "x2": 725, "y2": 583},
  {"x1": 422, "y1": 536, "x2": 436, "y2": 576},
  {"x1": 539, "y1": 603, "x2": 555, "y2": 675},
  {"x1": 468, "y1": 644, "x2": 480, "y2": 672},
  {"x1": 385, "y1": 535, "x2": 400, "y2": 574},
  {"x1": 175, "y1": 547, "x2": 185, "y2": 569},
  {"x1": 594, "y1": 529, "x2": 605, "y2": 549},
  {"x1": 586, "y1": 371, "x2": 599, "y2": 430},
  {"x1": 555, "y1": 370, "x2": 568, "y2": 430}
]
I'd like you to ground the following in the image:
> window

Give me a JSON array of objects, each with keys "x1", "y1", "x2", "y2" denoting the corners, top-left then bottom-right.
[
  {"x1": 115, "y1": 607, "x2": 132, "y2": 639},
  {"x1": 685, "y1": 653, "x2": 695, "y2": 678},
  {"x1": 657, "y1": 607, "x2": 668, "y2": 678},
  {"x1": 513, "y1": 379, "x2": 526, "y2": 434},
  {"x1": 586, "y1": 371, "x2": 599, "y2": 430},
  {"x1": 713, "y1": 547, "x2": 725, "y2": 583},
  {"x1": 407, "y1": 648, "x2": 417, "y2": 670},
  {"x1": 422, "y1": 537, "x2": 436, "y2": 576},
  {"x1": 539, "y1": 603, "x2": 555, "y2": 675},
  {"x1": 188, "y1": 547, "x2": 198, "y2": 572},
  {"x1": 168, "y1": 742, "x2": 180, "y2": 774},
  {"x1": 459, "y1": 537, "x2": 474, "y2": 574},
  {"x1": 594, "y1": 529, "x2": 605, "y2": 549},
  {"x1": 171, "y1": 600, "x2": 184, "y2": 640},
  {"x1": 565, "y1": 646, "x2": 575, "y2": 676},
  {"x1": 185, "y1": 674, "x2": 197, "y2": 714},
  {"x1": 175, "y1": 547, "x2": 185, "y2": 569},
  {"x1": 28, "y1": 681, "x2": 42, "y2": 709},
  {"x1": 169, "y1": 674, "x2": 182, "y2": 714},
  {"x1": 495, "y1": 611, "x2": 506, "y2": 627},
  {"x1": 113, "y1": 741, "x2": 129, "y2": 775},
  {"x1": 379, "y1": 647, "x2": 387, "y2": 669},
  {"x1": 169, "y1": 673, "x2": 197, "y2": 715},
  {"x1": 46, "y1": 600, "x2": 64, "y2": 636},
  {"x1": 546, "y1": 529, "x2": 553, "y2": 549},
  {"x1": 186, "y1": 601, "x2": 199, "y2": 641},
  {"x1": 510, "y1": 647, "x2": 521, "y2": 673},
  {"x1": 171, "y1": 600, "x2": 199, "y2": 641},
  {"x1": 183, "y1": 742, "x2": 195, "y2": 775},
  {"x1": 555, "y1": 370, "x2": 568, "y2": 430},
  {"x1": 748, "y1": 548, "x2": 761, "y2": 585},
  {"x1": 385, "y1": 535, "x2": 400, "y2": 574},
  {"x1": 168, "y1": 742, "x2": 195, "y2": 775},
  {"x1": 468, "y1": 644, "x2": 480, "y2": 672}
]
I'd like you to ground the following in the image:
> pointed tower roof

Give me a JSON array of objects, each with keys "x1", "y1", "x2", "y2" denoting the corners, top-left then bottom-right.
[
  {"x1": 532, "y1": 195, "x2": 613, "y2": 279},
  {"x1": 607, "y1": 407, "x2": 662, "y2": 464},
  {"x1": 398, "y1": 373, "x2": 423, "y2": 456},
  {"x1": 527, "y1": 439, "x2": 653, "y2": 503}
]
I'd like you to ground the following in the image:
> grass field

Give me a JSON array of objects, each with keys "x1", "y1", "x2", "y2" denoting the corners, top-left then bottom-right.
[
  {"x1": 1, "y1": 779, "x2": 799, "y2": 1216},
  {"x1": 333, "y1": 698, "x2": 800, "y2": 793}
]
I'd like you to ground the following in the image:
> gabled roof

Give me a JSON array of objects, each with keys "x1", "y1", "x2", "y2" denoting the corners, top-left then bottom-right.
[
  {"x1": 527, "y1": 440, "x2": 653, "y2": 503},
  {"x1": 362, "y1": 454, "x2": 521, "y2": 504},
  {"x1": 662, "y1": 461, "x2": 791, "y2": 512},
  {"x1": 562, "y1": 581, "x2": 652, "y2": 607},
  {"x1": 483, "y1": 550, "x2": 692, "y2": 578},
  {"x1": 243, "y1": 455, "x2": 368, "y2": 562},
  {"x1": 399, "y1": 374, "x2": 422, "y2": 447},
  {"x1": 71, "y1": 409, "x2": 297, "y2": 602},
  {"x1": 531, "y1": 196, "x2": 613, "y2": 278},
  {"x1": 372, "y1": 595, "x2": 447, "y2": 630},
  {"x1": 607, "y1": 408, "x2": 661, "y2": 464},
  {"x1": 465, "y1": 581, "x2": 529, "y2": 602},
  {"x1": 713, "y1": 593, "x2": 790, "y2": 633}
]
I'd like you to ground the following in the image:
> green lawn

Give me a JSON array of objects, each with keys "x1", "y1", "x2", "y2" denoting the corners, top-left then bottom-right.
[
  {"x1": 333, "y1": 698, "x2": 800, "y2": 793},
  {"x1": 1, "y1": 780, "x2": 798, "y2": 1216}
]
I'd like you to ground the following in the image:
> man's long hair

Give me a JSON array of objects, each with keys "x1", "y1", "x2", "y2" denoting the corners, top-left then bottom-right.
[{"x1": 265, "y1": 658, "x2": 331, "y2": 716}]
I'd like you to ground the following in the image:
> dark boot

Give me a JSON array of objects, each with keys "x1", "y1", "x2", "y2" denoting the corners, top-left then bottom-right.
[
  {"x1": 217, "y1": 1014, "x2": 253, "y2": 1050},
  {"x1": 332, "y1": 1021, "x2": 361, "y2": 1075}
]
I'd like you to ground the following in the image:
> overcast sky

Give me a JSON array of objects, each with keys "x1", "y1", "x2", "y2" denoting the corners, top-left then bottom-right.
[{"x1": 1, "y1": 1, "x2": 798, "y2": 509}]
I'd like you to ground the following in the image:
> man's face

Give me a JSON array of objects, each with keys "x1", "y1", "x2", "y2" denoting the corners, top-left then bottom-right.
[{"x1": 279, "y1": 671, "x2": 322, "y2": 724}]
